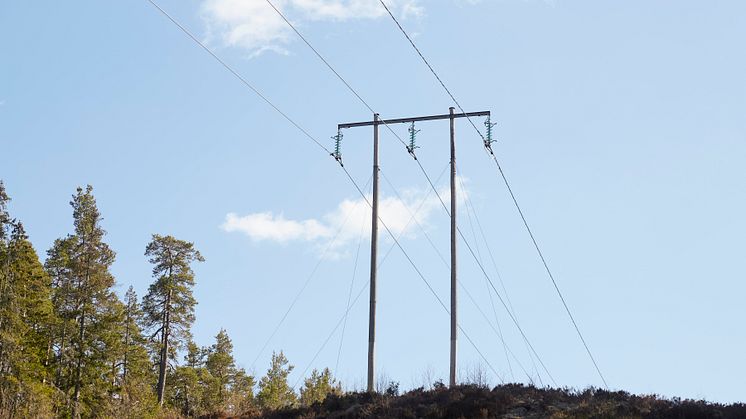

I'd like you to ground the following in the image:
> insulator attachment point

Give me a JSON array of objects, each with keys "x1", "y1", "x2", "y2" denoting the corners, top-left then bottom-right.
[
  {"x1": 407, "y1": 121, "x2": 420, "y2": 159},
  {"x1": 483, "y1": 117, "x2": 497, "y2": 154},
  {"x1": 331, "y1": 129, "x2": 343, "y2": 165}
]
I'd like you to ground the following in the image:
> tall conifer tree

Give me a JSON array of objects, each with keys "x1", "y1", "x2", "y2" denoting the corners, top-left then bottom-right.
[
  {"x1": 142, "y1": 234, "x2": 204, "y2": 405},
  {"x1": 46, "y1": 185, "x2": 118, "y2": 418},
  {"x1": 0, "y1": 182, "x2": 56, "y2": 416}
]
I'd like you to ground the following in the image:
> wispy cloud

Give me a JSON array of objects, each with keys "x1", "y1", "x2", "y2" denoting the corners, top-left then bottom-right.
[
  {"x1": 221, "y1": 180, "x2": 467, "y2": 258},
  {"x1": 201, "y1": 0, "x2": 423, "y2": 56}
]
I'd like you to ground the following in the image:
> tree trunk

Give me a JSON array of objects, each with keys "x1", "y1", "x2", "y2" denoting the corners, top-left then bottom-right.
[
  {"x1": 55, "y1": 321, "x2": 68, "y2": 387},
  {"x1": 156, "y1": 289, "x2": 172, "y2": 405},
  {"x1": 122, "y1": 310, "x2": 130, "y2": 382},
  {"x1": 71, "y1": 310, "x2": 85, "y2": 419}
]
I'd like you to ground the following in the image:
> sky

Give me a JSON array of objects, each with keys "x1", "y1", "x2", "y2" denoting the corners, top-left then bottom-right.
[{"x1": 2, "y1": 0, "x2": 746, "y2": 403}]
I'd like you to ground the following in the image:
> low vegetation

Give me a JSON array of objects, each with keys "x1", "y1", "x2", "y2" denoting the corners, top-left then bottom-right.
[{"x1": 236, "y1": 384, "x2": 746, "y2": 419}]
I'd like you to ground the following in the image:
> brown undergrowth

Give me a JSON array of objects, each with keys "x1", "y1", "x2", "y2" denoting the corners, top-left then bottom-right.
[{"x1": 202, "y1": 384, "x2": 745, "y2": 419}]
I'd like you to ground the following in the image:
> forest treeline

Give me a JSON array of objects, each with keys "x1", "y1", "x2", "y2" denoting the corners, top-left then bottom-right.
[{"x1": 0, "y1": 182, "x2": 341, "y2": 418}]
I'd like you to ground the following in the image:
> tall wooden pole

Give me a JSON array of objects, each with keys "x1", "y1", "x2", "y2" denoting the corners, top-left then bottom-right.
[
  {"x1": 338, "y1": 109, "x2": 488, "y2": 390},
  {"x1": 367, "y1": 113, "x2": 380, "y2": 393},
  {"x1": 449, "y1": 107, "x2": 458, "y2": 388}
]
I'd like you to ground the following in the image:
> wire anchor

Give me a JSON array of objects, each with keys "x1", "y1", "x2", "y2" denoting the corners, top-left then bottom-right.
[
  {"x1": 331, "y1": 129, "x2": 344, "y2": 166},
  {"x1": 406, "y1": 122, "x2": 420, "y2": 159},
  {"x1": 483, "y1": 117, "x2": 497, "y2": 154}
]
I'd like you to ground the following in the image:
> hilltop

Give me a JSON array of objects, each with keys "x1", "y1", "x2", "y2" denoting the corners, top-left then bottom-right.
[{"x1": 214, "y1": 384, "x2": 745, "y2": 419}]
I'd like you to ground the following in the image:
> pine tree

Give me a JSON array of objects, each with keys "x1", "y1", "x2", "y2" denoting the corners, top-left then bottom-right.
[
  {"x1": 0, "y1": 182, "x2": 56, "y2": 417},
  {"x1": 108, "y1": 287, "x2": 157, "y2": 418},
  {"x1": 120, "y1": 287, "x2": 151, "y2": 385},
  {"x1": 169, "y1": 341, "x2": 209, "y2": 416},
  {"x1": 204, "y1": 329, "x2": 255, "y2": 414},
  {"x1": 142, "y1": 234, "x2": 204, "y2": 405},
  {"x1": 206, "y1": 329, "x2": 236, "y2": 403},
  {"x1": 257, "y1": 351, "x2": 297, "y2": 410},
  {"x1": 46, "y1": 185, "x2": 119, "y2": 418},
  {"x1": 45, "y1": 236, "x2": 77, "y2": 393},
  {"x1": 229, "y1": 368, "x2": 256, "y2": 415},
  {"x1": 300, "y1": 368, "x2": 341, "y2": 406}
]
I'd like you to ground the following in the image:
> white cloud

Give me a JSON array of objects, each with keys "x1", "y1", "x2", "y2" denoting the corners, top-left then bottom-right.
[
  {"x1": 201, "y1": 0, "x2": 423, "y2": 56},
  {"x1": 221, "y1": 179, "x2": 467, "y2": 258},
  {"x1": 202, "y1": 0, "x2": 293, "y2": 55},
  {"x1": 222, "y1": 212, "x2": 332, "y2": 242}
]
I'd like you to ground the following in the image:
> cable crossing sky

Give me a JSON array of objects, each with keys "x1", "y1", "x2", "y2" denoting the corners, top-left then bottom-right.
[
  {"x1": 376, "y1": 0, "x2": 609, "y2": 389},
  {"x1": 145, "y1": 0, "x2": 607, "y2": 392}
]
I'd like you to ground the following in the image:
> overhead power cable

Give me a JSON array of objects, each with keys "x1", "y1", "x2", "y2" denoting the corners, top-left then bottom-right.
[
  {"x1": 147, "y1": 0, "x2": 573, "y2": 388},
  {"x1": 147, "y1": 1, "x2": 507, "y2": 385},
  {"x1": 377, "y1": 0, "x2": 608, "y2": 389},
  {"x1": 335, "y1": 214, "x2": 367, "y2": 374},
  {"x1": 381, "y1": 170, "x2": 540, "y2": 385},
  {"x1": 296, "y1": 164, "x2": 504, "y2": 388},
  {"x1": 415, "y1": 163, "x2": 557, "y2": 386},
  {"x1": 249, "y1": 176, "x2": 372, "y2": 371},
  {"x1": 335, "y1": 163, "x2": 447, "y2": 377},
  {"x1": 376, "y1": 0, "x2": 487, "y2": 143},
  {"x1": 145, "y1": 0, "x2": 331, "y2": 155},
  {"x1": 340, "y1": 165, "x2": 505, "y2": 385},
  {"x1": 455, "y1": 175, "x2": 515, "y2": 382},
  {"x1": 455, "y1": 166, "x2": 541, "y2": 384},
  {"x1": 261, "y1": 0, "x2": 554, "y2": 384},
  {"x1": 262, "y1": 0, "x2": 413, "y2": 154},
  {"x1": 489, "y1": 155, "x2": 609, "y2": 388}
]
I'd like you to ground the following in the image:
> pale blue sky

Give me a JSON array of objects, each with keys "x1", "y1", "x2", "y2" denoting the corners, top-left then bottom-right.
[{"x1": 2, "y1": 0, "x2": 745, "y2": 402}]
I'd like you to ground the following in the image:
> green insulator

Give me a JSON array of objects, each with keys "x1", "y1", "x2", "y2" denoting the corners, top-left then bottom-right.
[
  {"x1": 331, "y1": 130, "x2": 343, "y2": 162},
  {"x1": 407, "y1": 122, "x2": 420, "y2": 155},
  {"x1": 484, "y1": 117, "x2": 497, "y2": 147}
]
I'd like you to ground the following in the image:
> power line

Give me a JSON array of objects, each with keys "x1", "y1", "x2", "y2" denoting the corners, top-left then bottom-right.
[
  {"x1": 145, "y1": 0, "x2": 331, "y2": 155},
  {"x1": 146, "y1": 0, "x2": 506, "y2": 388},
  {"x1": 488, "y1": 154, "x2": 609, "y2": 389},
  {"x1": 260, "y1": 2, "x2": 525, "y2": 385},
  {"x1": 261, "y1": 0, "x2": 552, "y2": 385},
  {"x1": 335, "y1": 214, "x2": 367, "y2": 374},
  {"x1": 455, "y1": 166, "x2": 541, "y2": 385},
  {"x1": 456, "y1": 174, "x2": 515, "y2": 382},
  {"x1": 336, "y1": 163, "x2": 446, "y2": 377},
  {"x1": 380, "y1": 169, "x2": 535, "y2": 384},
  {"x1": 294, "y1": 278, "x2": 369, "y2": 389},
  {"x1": 143, "y1": 3, "x2": 387, "y2": 377},
  {"x1": 340, "y1": 165, "x2": 505, "y2": 384},
  {"x1": 376, "y1": 0, "x2": 487, "y2": 142},
  {"x1": 249, "y1": 175, "x2": 372, "y2": 371},
  {"x1": 147, "y1": 0, "x2": 599, "y2": 388},
  {"x1": 414, "y1": 158, "x2": 557, "y2": 386},
  {"x1": 262, "y1": 0, "x2": 427, "y2": 158},
  {"x1": 297, "y1": 164, "x2": 504, "y2": 387},
  {"x1": 377, "y1": 0, "x2": 608, "y2": 388},
  {"x1": 263, "y1": 0, "x2": 377, "y2": 115},
  {"x1": 143, "y1": 0, "x2": 374, "y2": 374}
]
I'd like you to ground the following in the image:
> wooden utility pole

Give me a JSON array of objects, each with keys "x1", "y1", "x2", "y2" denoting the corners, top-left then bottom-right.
[
  {"x1": 367, "y1": 113, "x2": 380, "y2": 393},
  {"x1": 337, "y1": 109, "x2": 489, "y2": 393},
  {"x1": 449, "y1": 107, "x2": 458, "y2": 387}
]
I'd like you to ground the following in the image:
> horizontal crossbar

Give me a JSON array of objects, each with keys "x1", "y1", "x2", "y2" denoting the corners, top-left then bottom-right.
[{"x1": 338, "y1": 111, "x2": 490, "y2": 129}]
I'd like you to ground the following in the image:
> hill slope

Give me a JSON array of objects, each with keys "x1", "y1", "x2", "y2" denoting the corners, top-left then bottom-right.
[{"x1": 227, "y1": 384, "x2": 746, "y2": 419}]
